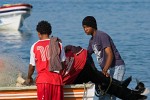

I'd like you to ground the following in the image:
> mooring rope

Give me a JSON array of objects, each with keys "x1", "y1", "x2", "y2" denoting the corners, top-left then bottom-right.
[
  {"x1": 22, "y1": 18, "x2": 32, "y2": 33},
  {"x1": 99, "y1": 77, "x2": 112, "y2": 96},
  {"x1": 83, "y1": 83, "x2": 87, "y2": 100}
]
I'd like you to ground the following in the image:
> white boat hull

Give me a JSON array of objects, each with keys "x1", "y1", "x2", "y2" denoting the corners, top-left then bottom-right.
[
  {"x1": 0, "y1": 3, "x2": 32, "y2": 30},
  {"x1": 0, "y1": 13, "x2": 23, "y2": 30}
]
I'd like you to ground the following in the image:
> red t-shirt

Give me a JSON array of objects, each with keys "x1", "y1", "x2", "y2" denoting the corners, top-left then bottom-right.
[
  {"x1": 30, "y1": 39, "x2": 66, "y2": 85},
  {"x1": 61, "y1": 49, "x2": 87, "y2": 84}
]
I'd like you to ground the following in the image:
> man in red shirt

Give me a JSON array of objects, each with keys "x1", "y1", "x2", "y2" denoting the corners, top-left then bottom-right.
[{"x1": 26, "y1": 20, "x2": 66, "y2": 100}]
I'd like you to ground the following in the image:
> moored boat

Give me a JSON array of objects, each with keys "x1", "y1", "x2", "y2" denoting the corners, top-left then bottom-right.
[
  {"x1": 0, "y1": 83, "x2": 95, "y2": 100},
  {"x1": 0, "y1": 3, "x2": 32, "y2": 30}
]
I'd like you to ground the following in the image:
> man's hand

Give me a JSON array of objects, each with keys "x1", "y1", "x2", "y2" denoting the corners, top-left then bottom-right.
[
  {"x1": 25, "y1": 77, "x2": 34, "y2": 86},
  {"x1": 102, "y1": 69, "x2": 110, "y2": 77},
  {"x1": 25, "y1": 64, "x2": 35, "y2": 85}
]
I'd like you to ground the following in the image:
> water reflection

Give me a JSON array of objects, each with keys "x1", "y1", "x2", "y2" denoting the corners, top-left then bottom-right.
[
  {"x1": 0, "y1": 30, "x2": 34, "y2": 63},
  {"x1": 0, "y1": 30, "x2": 30, "y2": 43}
]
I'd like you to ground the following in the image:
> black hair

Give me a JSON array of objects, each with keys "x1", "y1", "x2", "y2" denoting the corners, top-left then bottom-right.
[
  {"x1": 36, "y1": 20, "x2": 52, "y2": 35},
  {"x1": 82, "y1": 16, "x2": 97, "y2": 30}
]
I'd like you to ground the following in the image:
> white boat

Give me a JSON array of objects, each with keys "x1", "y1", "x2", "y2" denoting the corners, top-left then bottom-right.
[{"x1": 0, "y1": 3, "x2": 32, "y2": 30}]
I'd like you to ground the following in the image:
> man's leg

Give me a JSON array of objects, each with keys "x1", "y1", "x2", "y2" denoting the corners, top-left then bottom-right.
[
  {"x1": 109, "y1": 65, "x2": 125, "y2": 100},
  {"x1": 110, "y1": 65, "x2": 125, "y2": 81},
  {"x1": 37, "y1": 83, "x2": 64, "y2": 100}
]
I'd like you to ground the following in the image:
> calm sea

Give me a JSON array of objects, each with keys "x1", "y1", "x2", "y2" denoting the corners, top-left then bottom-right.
[{"x1": 0, "y1": 0, "x2": 150, "y2": 99}]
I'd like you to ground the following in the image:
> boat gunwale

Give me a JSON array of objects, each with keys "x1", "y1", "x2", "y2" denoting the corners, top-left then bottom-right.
[
  {"x1": 0, "y1": 4, "x2": 32, "y2": 9},
  {"x1": 0, "y1": 83, "x2": 94, "y2": 91}
]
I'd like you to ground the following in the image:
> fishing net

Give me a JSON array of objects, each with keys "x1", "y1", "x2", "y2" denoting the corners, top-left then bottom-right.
[{"x1": 0, "y1": 53, "x2": 27, "y2": 87}]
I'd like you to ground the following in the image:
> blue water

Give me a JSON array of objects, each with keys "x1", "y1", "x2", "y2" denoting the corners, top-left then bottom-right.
[{"x1": 0, "y1": 0, "x2": 150, "y2": 99}]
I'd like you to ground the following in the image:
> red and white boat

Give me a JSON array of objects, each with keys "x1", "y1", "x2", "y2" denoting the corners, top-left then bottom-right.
[{"x1": 0, "y1": 3, "x2": 32, "y2": 30}]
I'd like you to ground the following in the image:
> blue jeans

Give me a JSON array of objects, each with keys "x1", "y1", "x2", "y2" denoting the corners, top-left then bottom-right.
[{"x1": 99, "y1": 65, "x2": 125, "y2": 100}]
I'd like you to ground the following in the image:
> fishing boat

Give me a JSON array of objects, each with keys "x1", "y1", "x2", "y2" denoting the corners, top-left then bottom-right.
[
  {"x1": 0, "y1": 3, "x2": 32, "y2": 30},
  {"x1": 0, "y1": 83, "x2": 95, "y2": 100}
]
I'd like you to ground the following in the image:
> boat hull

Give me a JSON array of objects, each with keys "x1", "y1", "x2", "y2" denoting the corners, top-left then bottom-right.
[
  {"x1": 0, "y1": 3, "x2": 32, "y2": 30},
  {"x1": 0, "y1": 84, "x2": 95, "y2": 100},
  {"x1": 0, "y1": 13, "x2": 23, "y2": 30}
]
